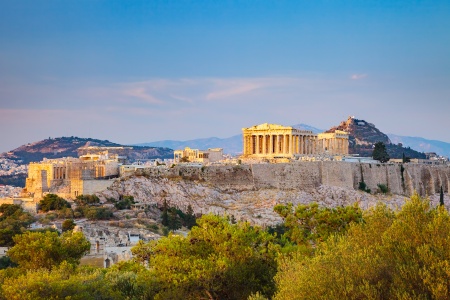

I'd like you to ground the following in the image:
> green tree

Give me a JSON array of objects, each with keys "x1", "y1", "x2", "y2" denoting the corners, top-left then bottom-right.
[
  {"x1": 7, "y1": 231, "x2": 90, "y2": 270},
  {"x1": 0, "y1": 204, "x2": 21, "y2": 218},
  {"x1": 0, "y1": 256, "x2": 16, "y2": 270},
  {"x1": 274, "y1": 202, "x2": 363, "y2": 249},
  {"x1": 0, "y1": 205, "x2": 35, "y2": 247},
  {"x1": 39, "y1": 194, "x2": 71, "y2": 212},
  {"x1": 440, "y1": 186, "x2": 444, "y2": 206},
  {"x1": 82, "y1": 207, "x2": 113, "y2": 220},
  {"x1": 402, "y1": 152, "x2": 411, "y2": 163},
  {"x1": 274, "y1": 194, "x2": 450, "y2": 300},
  {"x1": 62, "y1": 219, "x2": 76, "y2": 232},
  {"x1": 184, "y1": 204, "x2": 196, "y2": 229},
  {"x1": 161, "y1": 200, "x2": 169, "y2": 226},
  {"x1": 167, "y1": 207, "x2": 182, "y2": 231},
  {"x1": 74, "y1": 194, "x2": 100, "y2": 207},
  {"x1": 372, "y1": 141, "x2": 390, "y2": 163},
  {"x1": 114, "y1": 195, "x2": 135, "y2": 210},
  {"x1": 132, "y1": 214, "x2": 279, "y2": 299}
]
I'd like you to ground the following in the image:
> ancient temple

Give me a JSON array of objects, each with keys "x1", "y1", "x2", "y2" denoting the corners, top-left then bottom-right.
[
  {"x1": 317, "y1": 130, "x2": 349, "y2": 155},
  {"x1": 242, "y1": 123, "x2": 318, "y2": 159},
  {"x1": 242, "y1": 123, "x2": 349, "y2": 159}
]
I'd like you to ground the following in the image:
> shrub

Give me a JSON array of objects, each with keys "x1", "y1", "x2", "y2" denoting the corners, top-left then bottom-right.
[
  {"x1": 39, "y1": 194, "x2": 71, "y2": 212},
  {"x1": 377, "y1": 183, "x2": 389, "y2": 194}
]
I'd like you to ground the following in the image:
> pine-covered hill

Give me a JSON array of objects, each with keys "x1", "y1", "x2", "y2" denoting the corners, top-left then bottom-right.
[
  {"x1": 1, "y1": 136, "x2": 174, "y2": 164},
  {"x1": 327, "y1": 117, "x2": 426, "y2": 159}
]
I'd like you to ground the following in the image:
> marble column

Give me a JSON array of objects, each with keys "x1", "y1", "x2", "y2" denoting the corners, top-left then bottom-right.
[{"x1": 276, "y1": 135, "x2": 280, "y2": 154}]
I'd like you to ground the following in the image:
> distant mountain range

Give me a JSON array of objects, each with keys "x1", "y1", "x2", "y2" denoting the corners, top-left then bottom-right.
[
  {"x1": 137, "y1": 124, "x2": 325, "y2": 155},
  {"x1": 136, "y1": 135, "x2": 243, "y2": 156},
  {"x1": 1, "y1": 137, "x2": 173, "y2": 164},
  {"x1": 388, "y1": 134, "x2": 450, "y2": 158}
]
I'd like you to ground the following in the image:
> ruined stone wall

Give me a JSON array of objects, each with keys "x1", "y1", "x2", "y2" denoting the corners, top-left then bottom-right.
[
  {"x1": 83, "y1": 179, "x2": 115, "y2": 196},
  {"x1": 24, "y1": 163, "x2": 54, "y2": 197}
]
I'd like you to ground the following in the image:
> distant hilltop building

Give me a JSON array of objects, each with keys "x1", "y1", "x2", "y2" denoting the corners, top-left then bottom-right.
[
  {"x1": 174, "y1": 147, "x2": 224, "y2": 164},
  {"x1": 22, "y1": 151, "x2": 120, "y2": 201},
  {"x1": 241, "y1": 123, "x2": 349, "y2": 160}
]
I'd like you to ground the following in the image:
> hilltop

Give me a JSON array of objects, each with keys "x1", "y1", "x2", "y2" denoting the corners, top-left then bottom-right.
[
  {"x1": 1, "y1": 136, "x2": 173, "y2": 164},
  {"x1": 0, "y1": 137, "x2": 174, "y2": 187},
  {"x1": 327, "y1": 117, "x2": 426, "y2": 159}
]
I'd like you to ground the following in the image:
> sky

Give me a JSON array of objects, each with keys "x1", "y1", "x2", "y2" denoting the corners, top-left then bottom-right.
[{"x1": 1, "y1": 0, "x2": 449, "y2": 152}]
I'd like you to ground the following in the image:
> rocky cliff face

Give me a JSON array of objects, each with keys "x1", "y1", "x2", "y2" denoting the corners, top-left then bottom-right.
[{"x1": 94, "y1": 162, "x2": 449, "y2": 226}]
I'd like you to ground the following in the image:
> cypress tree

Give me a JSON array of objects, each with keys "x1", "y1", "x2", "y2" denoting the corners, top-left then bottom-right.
[
  {"x1": 440, "y1": 186, "x2": 445, "y2": 206},
  {"x1": 161, "y1": 200, "x2": 169, "y2": 226}
]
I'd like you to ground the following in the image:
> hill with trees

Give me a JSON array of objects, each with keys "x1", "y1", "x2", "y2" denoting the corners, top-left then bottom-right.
[
  {"x1": 326, "y1": 116, "x2": 426, "y2": 159},
  {"x1": 1, "y1": 136, "x2": 173, "y2": 164}
]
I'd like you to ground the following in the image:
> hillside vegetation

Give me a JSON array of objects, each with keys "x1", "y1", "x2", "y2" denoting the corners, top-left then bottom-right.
[{"x1": 0, "y1": 194, "x2": 449, "y2": 299}]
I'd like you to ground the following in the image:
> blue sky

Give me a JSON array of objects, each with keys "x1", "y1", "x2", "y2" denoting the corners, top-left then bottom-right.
[{"x1": 1, "y1": 0, "x2": 449, "y2": 152}]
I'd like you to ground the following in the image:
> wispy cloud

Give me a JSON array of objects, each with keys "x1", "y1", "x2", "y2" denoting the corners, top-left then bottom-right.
[
  {"x1": 205, "y1": 81, "x2": 262, "y2": 100},
  {"x1": 350, "y1": 73, "x2": 368, "y2": 80},
  {"x1": 122, "y1": 86, "x2": 164, "y2": 105}
]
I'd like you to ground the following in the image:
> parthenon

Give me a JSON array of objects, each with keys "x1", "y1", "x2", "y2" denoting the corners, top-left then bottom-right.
[{"x1": 242, "y1": 123, "x2": 349, "y2": 159}]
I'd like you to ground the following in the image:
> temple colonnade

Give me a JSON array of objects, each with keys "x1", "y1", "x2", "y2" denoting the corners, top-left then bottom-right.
[{"x1": 242, "y1": 123, "x2": 349, "y2": 159}]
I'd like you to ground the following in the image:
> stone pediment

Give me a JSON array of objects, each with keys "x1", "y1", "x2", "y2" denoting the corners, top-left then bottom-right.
[{"x1": 244, "y1": 123, "x2": 292, "y2": 131}]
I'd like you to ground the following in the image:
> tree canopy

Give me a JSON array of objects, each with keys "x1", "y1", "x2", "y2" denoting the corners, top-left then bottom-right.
[
  {"x1": 0, "y1": 204, "x2": 34, "y2": 247},
  {"x1": 39, "y1": 194, "x2": 71, "y2": 212},
  {"x1": 7, "y1": 231, "x2": 90, "y2": 270},
  {"x1": 372, "y1": 141, "x2": 390, "y2": 163},
  {"x1": 274, "y1": 194, "x2": 450, "y2": 299},
  {"x1": 132, "y1": 214, "x2": 279, "y2": 299}
]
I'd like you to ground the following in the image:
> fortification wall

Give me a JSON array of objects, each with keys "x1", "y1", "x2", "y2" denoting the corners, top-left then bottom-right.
[
  {"x1": 136, "y1": 162, "x2": 450, "y2": 197},
  {"x1": 83, "y1": 180, "x2": 115, "y2": 196}
]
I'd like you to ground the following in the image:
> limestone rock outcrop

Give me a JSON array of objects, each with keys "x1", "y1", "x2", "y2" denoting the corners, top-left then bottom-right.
[{"x1": 95, "y1": 162, "x2": 449, "y2": 225}]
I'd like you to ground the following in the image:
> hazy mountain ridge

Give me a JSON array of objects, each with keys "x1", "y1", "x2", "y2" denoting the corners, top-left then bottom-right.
[
  {"x1": 138, "y1": 124, "x2": 323, "y2": 155},
  {"x1": 136, "y1": 135, "x2": 243, "y2": 155},
  {"x1": 1, "y1": 137, "x2": 173, "y2": 164},
  {"x1": 388, "y1": 134, "x2": 450, "y2": 158}
]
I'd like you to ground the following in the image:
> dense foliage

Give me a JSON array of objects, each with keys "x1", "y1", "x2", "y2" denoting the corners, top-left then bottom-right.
[
  {"x1": 39, "y1": 194, "x2": 71, "y2": 212},
  {"x1": 132, "y1": 214, "x2": 279, "y2": 299},
  {"x1": 74, "y1": 194, "x2": 100, "y2": 206},
  {"x1": 114, "y1": 195, "x2": 135, "y2": 210},
  {"x1": 161, "y1": 200, "x2": 197, "y2": 231},
  {"x1": 274, "y1": 202, "x2": 363, "y2": 250},
  {"x1": 0, "y1": 195, "x2": 449, "y2": 300},
  {"x1": 274, "y1": 194, "x2": 450, "y2": 299},
  {"x1": 8, "y1": 231, "x2": 90, "y2": 270},
  {"x1": 0, "y1": 204, "x2": 34, "y2": 246}
]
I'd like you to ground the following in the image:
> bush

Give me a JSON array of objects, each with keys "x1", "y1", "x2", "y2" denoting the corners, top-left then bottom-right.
[
  {"x1": 377, "y1": 183, "x2": 389, "y2": 194},
  {"x1": 114, "y1": 196, "x2": 135, "y2": 210},
  {"x1": 358, "y1": 181, "x2": 371, "y2": 194},
  {"x1": 358, "y1": 181, "x2": 366, "y2": 191},
  {"x1": 75, "y1": 195, "x2": 100, "y2": 207},
  {"x1": 62, "y1": 219, "x2": 76, "y2": 232},
  {"x1": 39, "y1": 194, "x2": 71, "y2": 212},
  {"x1": 83, "y1": 207, "x2": 114, "y2": 220}
]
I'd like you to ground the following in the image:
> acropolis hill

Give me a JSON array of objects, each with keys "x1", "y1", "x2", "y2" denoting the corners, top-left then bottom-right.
[{"x1": 4, "y1": 118, "x2": 449, "y2": 224}]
